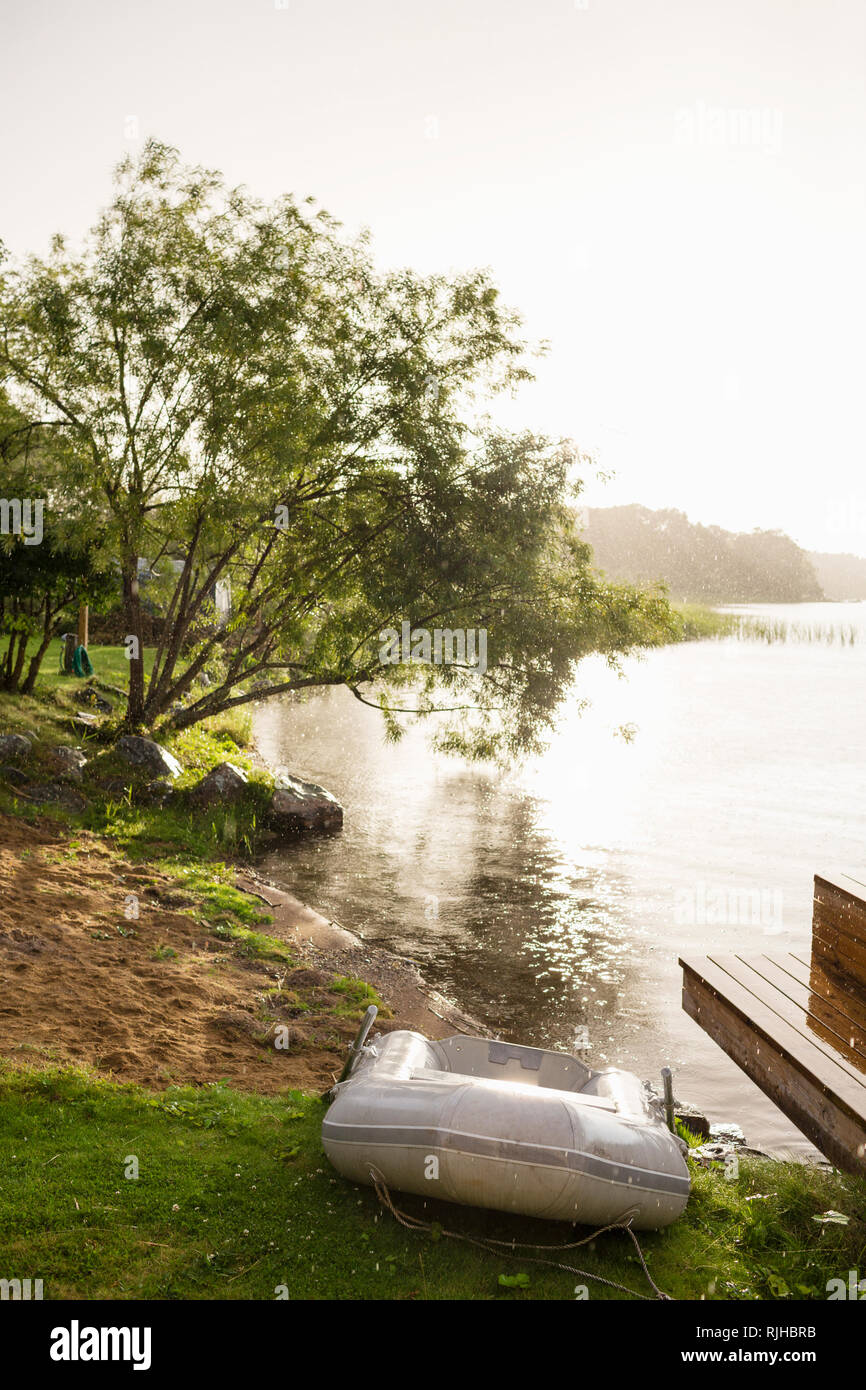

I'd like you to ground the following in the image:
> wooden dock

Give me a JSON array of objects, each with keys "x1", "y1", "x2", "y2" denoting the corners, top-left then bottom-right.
[{"x1": 680, "y1": 872, "x2": 866, "y2": 1172}]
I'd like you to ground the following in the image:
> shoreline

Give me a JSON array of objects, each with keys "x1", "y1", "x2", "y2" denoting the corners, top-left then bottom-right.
[{"x1": 233, "y1": 865, "x2": 488, "y2": 1045}]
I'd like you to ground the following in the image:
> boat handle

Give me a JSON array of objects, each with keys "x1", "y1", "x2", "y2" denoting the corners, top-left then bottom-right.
[
  {"x1": 336, "y1": 1004, "x2": 379, "y2": 1085},
  {"x1": 661, "y1": 1066, "x2": 675, "y2": 1132}
]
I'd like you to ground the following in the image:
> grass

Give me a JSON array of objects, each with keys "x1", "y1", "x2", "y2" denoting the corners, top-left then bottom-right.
[
  {"x1": 329, "y1": 976, "x2": 393, "y2": 1020},
  {"x1": 672, "y1": 605, "x2": 739, "y2": 641},
  {"x1": 730, "y1": 618, "x2": 858, "y2": 646},
  {"x1": 0, "y1": 1066, "x2": 863, "y2": 1301},
  {"x1": 671, "y1": 606, "x2": 859, "y2": 647},
  {"x1": 0, "y1": 639, "x2": 252, "y2": 755},
  {"x1": 0, "y1": 640, "x2": 272, "y2": 861}
]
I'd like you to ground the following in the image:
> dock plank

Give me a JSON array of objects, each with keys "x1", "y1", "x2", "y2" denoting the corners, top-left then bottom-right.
[
  {"x1": 714, "y1": 954, "x2": 866, "y2": 1083},
  {"x1": 680, "y1": 953, "x2": 866, "y2": 1172},
  {"x1": 746, "y1": 955, "x2": 866, "y2": 1062}
]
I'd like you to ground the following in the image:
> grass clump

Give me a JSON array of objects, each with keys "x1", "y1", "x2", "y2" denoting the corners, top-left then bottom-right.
[
  {"x1": 672, "y1": 605, "x2": 739, "y2": 641},
  {"x1": 329, "y1": 977, "x2": 391, "y2": 1020},
  {"x1": 211, "y1": 922, "x2": 294, "y2": 965}
]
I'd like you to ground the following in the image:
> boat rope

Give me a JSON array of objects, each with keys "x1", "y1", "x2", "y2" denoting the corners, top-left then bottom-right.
[{"x1": 368, "y1": 1165, "x2": 672, "y2": 1301}]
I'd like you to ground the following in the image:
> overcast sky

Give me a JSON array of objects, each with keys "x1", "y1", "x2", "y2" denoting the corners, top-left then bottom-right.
[{"x1": 3, "y1": 0, "x2": 865, "y2": 553}]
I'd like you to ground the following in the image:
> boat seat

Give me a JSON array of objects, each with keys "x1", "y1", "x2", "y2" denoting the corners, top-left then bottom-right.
[{"x1": 408, "y1": 1067, "x2": 618, "y2": 1109}]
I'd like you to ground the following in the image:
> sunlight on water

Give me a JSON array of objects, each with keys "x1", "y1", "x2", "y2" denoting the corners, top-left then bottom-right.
[{"x1": 255, "y1": 603, "x2": 866, "y2": 1156}]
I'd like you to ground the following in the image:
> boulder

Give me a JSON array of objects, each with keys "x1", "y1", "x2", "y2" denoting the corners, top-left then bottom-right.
[
  {"x1": 0, "y1": 733, "x2": 32, "y2": 762},
  {"x1": 267, "y1": 773, "x2": 343, "y2": 837},
  {"x1": 48, "y1": 746, "x2": 89, "y2": 778},
  {"x1": 190, "y1": 762, "x2": 249, "y2": 806},
  {"x1": 116, "y1": 735, "x2": 183, "y2": 780}
]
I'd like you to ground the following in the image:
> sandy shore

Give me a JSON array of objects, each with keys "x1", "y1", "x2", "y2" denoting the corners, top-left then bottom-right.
[{"x1": 0, "y1": 810, "x2": 484, "y2": 1098}]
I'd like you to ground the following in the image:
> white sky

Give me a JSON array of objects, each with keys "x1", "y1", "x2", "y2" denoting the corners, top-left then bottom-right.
[{"x1": 3, "y1": 0, "x2": 865, "y2": 553}]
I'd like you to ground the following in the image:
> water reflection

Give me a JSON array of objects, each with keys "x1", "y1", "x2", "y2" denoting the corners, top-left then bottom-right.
[{"x1": 255, "y1": 603, "x2": 866, "y2": 1155}]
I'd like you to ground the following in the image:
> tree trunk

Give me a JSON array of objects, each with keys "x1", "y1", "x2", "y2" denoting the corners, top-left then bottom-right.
[
  {"x1": 121, "y1": 558, "x2": 146, "y2": 729},
  {"x1": 21, "y1": 597, "x2": 57, "y2": 696},
  {"x1": 8, "y1": 629, "x2": 29, "y2": 692}
]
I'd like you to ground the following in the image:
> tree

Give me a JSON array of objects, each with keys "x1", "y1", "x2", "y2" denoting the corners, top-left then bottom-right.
[
  {"x1": 0, "y1": 141, "x2": 675, "y2": 755},
  {"x1": 0, "y1": 389, "x2": 114, "y2": 693},
  {"x1": 0, "y1": 534, "x2": 114, "y2": 694}
]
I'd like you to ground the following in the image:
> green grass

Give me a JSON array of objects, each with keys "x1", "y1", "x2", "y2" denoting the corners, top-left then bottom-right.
[
  {"x1": 159, "y1": 862, "x2": 275, "y2": 929},
  {"x1": 210, "y1": 921, "x2": 295, "y2": 965},
  {"x1": 0, "y1": 639, "x2": 251, "y2": 754},
  {"x1": 0, "y1": 1066, "x2": 863, "y2": 1302},
  {"x1": 330, "y1": 976, "x2": 392, "y2": 1020},
  {"x1": 33, "y1": 642, "x2": 157, "y2": 697},
  {"x1": 0, "y1": 640, "x2": 271, "y2": 860}
]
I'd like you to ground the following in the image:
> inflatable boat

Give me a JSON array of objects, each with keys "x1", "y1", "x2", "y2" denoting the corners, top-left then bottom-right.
[{"x1": 323, "y1": 1009, "x2": 690, "y2": 1229}]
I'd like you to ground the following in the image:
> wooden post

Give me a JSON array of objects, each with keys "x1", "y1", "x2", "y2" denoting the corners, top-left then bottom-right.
[{"x1": 77, "y1": 604, "x2": 89, "y2": 649}]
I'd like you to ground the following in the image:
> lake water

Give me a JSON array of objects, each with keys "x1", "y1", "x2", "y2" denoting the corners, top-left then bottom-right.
[{"x1": 255, "y1": 601, "x2": 866, "y2": 1157}]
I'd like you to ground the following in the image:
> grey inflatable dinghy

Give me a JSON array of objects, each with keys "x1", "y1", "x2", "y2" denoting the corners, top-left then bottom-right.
[{"x1": 323, "y1": 1008, "x2": 690, "y2": 1229}]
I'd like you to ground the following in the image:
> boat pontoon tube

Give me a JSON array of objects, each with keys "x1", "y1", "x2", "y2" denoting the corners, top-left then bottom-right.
[{"x1": 323, "y1": 1029, "x2": 691, "y2": 1229}]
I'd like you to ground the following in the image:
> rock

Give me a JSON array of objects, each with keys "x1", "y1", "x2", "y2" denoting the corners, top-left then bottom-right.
[
  {"x1": 25, "y1": 782, "x2": 87, "y2": 813},
  {"x1": 267, "y1": 773, "x2": 343, "y2": 837},
  {"x1": 189, "y1": 762, "x2": 249, "y2": 806},
  {"x1": 0, "y1": 764, "x2": 29, "y2": 787},
  {"x1": 116, "y1": 735, "x2": 183, "y2": 780},
  {"x1": 0, "y1": 734, "x2": 32, "y2": 762},
  {"x1": 136, "y1": 780, "x2": 174, "y2": 807},
  {"x1": 674, "y1": 1107, "x2": 711, "y2": 1140},
  {"x1": 81, "y1": 685, "x2": 113, "y2": 713},
  {"x1": 48, "y1": 746, "x2": 89, "y2": 778},
  {"x1": 709, "y1": 1121, "x2": 746, "y2": 1145},
  {"x1": 73, "y1": 712, "x2": 100, "y2": 732}
]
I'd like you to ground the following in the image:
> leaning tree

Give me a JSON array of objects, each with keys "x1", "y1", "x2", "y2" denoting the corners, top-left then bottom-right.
[{"x1": 0, "y1": 140, "x2": 674, "y2": 754}]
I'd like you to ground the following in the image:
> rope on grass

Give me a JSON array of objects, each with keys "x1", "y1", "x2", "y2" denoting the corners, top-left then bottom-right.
[{"x1": 368, "y1": 1165, "x2": 672, "y2": 1301}]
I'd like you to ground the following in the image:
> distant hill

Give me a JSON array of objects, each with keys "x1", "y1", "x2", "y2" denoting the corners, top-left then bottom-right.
[
  {"x1": 579, "y1": 504, "x2": 824, "y2": 604},
  {"x1": 808, "y1": 552, "x2": 866, "y2": 602}
]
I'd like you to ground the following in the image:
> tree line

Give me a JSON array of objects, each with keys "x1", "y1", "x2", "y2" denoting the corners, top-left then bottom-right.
[{"x1": 580, "y1": 505, "x2": 825, "y2": 604}]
